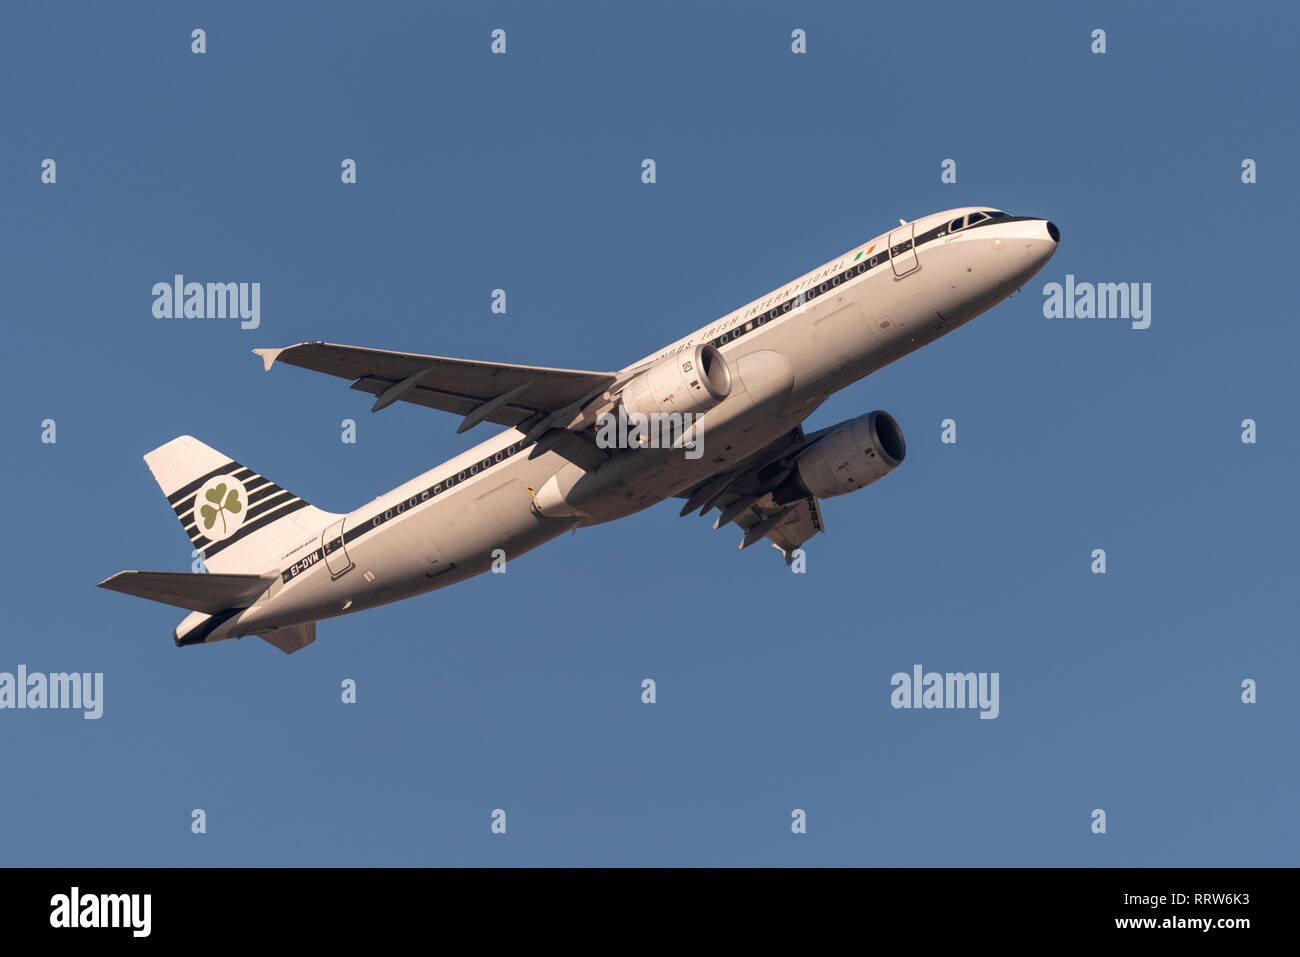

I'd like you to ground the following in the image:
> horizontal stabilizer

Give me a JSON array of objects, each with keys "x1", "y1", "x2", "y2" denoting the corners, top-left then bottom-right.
[
  {"x1": 98, "y1": 570, "x2": 278, "y2": 614},
  {"x1": 258, "y1": 622, "x2": 316, "y2": 654}
]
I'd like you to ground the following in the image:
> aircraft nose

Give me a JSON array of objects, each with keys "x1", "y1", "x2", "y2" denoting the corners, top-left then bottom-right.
[{"x1": 996, "y1": 217, "x2": 1058, "y2": 285}]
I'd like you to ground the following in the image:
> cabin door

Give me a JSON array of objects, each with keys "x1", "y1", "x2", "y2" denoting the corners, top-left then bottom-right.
[
  {"x1": 888, "y1": 222, "x2": 920, "y2": 277},
  {"x1": 322, "y1": 518, "x2": 354, "y2": 578}
]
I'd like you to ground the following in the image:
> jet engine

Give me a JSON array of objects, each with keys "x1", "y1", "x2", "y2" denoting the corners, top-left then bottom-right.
[
  {"x1": 618, "y1": 343, "x2": 732, "y2": 418},
  {"x1": 772, "y1": 411, "x2": 906, "y2": 503}
]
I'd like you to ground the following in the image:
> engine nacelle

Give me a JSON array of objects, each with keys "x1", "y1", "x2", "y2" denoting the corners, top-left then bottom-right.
[
  {"x1": 773, "y1": 411, "x2": 906, "y2": 503},
  {"x1": 619, "y1": 344, "x2": 732, "y2": 419}
]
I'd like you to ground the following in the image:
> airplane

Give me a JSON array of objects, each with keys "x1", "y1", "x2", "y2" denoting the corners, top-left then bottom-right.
[{"x1": 99, "y1": 206, "x2": 1059, "y2": 653}]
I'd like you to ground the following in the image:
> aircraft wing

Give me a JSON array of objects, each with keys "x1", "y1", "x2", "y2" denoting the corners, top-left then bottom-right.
[
  {"x1": 253, "y1": 341, "x2": 618, "y2": 432},
  {"x1": 675, "y1": 426, "x2": 829, "y2": 561}
]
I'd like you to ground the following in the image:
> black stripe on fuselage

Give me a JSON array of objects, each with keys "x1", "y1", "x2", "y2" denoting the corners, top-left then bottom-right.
[{"x1": 702, "y1": 215, "x2": 1037, "y2": 352}]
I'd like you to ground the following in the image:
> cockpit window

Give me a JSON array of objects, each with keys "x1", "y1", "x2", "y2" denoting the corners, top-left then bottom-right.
[
  {"x1": 986, "y1": 210, "x2": 1011, "y2": 219},
  {"x1": 948, "y1": 217, "x2": 964, "y2": 233},
  {"x1": 967, "y1": 212, "x2": 988, "y2": 226}
]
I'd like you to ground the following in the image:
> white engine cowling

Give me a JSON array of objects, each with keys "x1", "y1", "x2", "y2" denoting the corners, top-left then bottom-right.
[
  {"x1": 619, "y1": 344, "x2": 732, "y2": 418},
  {"x1": 774, "y1": 411, "x2": 906, "y2": 503}
]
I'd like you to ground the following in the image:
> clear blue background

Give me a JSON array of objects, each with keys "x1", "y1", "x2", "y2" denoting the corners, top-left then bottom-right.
[{"x1": 2, "y1": 0, "x2": 1295, "y2": 866}]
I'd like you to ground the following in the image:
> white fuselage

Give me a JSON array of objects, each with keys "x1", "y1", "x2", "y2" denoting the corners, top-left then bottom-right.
[{"x1": 189, "y1": 208, "x2": 1058, "y2": 643}]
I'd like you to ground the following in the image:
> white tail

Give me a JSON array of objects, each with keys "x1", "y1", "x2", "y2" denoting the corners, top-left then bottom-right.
[{"x1": 143, "y1": 435, "x2": 339, "y2": 574}]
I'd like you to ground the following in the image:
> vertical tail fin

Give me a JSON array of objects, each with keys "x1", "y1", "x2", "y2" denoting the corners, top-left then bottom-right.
[{"x1": 143, "y1": 435, "x2": 339, "y2": 574}]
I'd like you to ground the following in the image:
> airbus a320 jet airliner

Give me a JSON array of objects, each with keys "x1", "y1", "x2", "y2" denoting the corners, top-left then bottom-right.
[{"x1": 100, "y1": 207, "x2": 1059, "y2": 652}]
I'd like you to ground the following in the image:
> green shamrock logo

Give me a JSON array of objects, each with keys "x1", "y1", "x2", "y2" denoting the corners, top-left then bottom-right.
[{"x1": 200, "y1": 482, "x2": 243, "y2": 534}]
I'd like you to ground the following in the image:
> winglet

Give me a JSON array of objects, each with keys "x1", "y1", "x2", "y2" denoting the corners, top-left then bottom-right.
[{"x1": 252, "y1": 347, "x2": 285, "y2": 372}]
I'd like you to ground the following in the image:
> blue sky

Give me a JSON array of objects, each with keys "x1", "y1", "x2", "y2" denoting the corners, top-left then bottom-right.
[{"x1": 1, "y1": 0, "x2": 1296, "y2": 866}]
